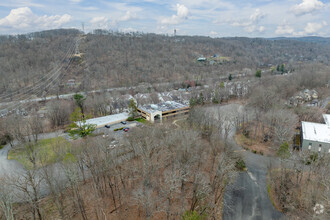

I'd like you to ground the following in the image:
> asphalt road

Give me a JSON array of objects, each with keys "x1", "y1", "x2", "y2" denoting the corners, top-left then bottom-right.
[
  {"x1": 222, "y1": 129, "x2": 284, "y2": 220},
  {"x1": 0, "y1": 143, "x2": 23, "y2": 177},
  {"x1": 0, "y1": 131, "x2": 65, "y2": 177},
  {"x1": 205, "y1": 103, "x2": 286, "y2": 220}
]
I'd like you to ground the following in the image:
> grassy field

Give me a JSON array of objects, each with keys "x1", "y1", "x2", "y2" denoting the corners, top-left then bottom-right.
[{"x1": 8, "y1": 137, "x2": 71, "y2": 169}]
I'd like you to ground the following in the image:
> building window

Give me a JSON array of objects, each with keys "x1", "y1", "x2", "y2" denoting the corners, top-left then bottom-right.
[
  {"x1": 318, "y1": 144, "x2": 322, "y2": 152},
  {"x1": 308, "y1": 143, "x2": 312, "y2": 150}
]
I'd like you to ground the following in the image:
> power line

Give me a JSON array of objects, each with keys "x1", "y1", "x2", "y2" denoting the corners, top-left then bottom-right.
[
  {"x1": 0, "y1": 44, "x2": 75, "y2": 104},
  {"x1": 0, "y1": 37, "x2": 78, "y2": 101},
  {"x1": 0, "y1": 55, "x2": 75, "y2": 114},
  {"x1": 0, "y1": 37, "x2": 79, "y2": 113}
]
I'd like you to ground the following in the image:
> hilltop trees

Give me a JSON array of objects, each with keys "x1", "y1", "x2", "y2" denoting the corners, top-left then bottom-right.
[{"x1": 1, "y1": 30, "x2": 330, "y2": 97}]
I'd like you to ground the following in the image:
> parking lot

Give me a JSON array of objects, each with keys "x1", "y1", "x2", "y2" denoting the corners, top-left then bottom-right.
[{"x1": 95, "y1": 120, "x2": 141, "y2": 138}]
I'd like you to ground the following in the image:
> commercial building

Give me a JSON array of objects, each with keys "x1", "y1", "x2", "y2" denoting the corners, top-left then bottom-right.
[
  {"x1": 85, "y1": 112, "x2": 129, "y2": 128},
  {"x1": 300, "y1": 114, "x2": 330, "y2": 153},
  {"x1": 137, "y1": 101, "x2": 190, "y2": 122}
]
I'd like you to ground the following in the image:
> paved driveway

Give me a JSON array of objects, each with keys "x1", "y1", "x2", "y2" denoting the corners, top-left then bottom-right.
[
  {"x1": 223, "y1": 149, "x2": 284, "y2": 220},
  {"x1": 210, "y1": 104, "x2": 286, "y2": 220}
]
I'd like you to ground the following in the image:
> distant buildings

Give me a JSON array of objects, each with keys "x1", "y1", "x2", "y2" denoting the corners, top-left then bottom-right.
[
  {"x1": 138, "y1": 101, "x2": 190, "y2": 122},
  {"x1": 67, "y1": 79, "x2": 76, "y2": 87},
  {"x1": 289, "y1": 89, "x2": 319, "y2": 107},
  {"x1": 300, "y1": 114, "x2": 330, "y2": 153}
]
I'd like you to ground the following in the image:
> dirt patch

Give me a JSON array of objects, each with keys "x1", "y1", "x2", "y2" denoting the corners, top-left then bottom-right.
[{"x1": 235, "y1": 133, "x2": 276, "y2": 156}]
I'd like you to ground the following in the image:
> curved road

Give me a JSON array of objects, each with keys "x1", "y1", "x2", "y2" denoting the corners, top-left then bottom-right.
[
  {"x1": 223, "y1": 131, "x2": 285, "y2": 219},
  {"x1": 0, "y1": 143, "x2": 23, "y2": 177},
  {"x1": 0, "y1": 131, "x2": 65, "y2": 178}
]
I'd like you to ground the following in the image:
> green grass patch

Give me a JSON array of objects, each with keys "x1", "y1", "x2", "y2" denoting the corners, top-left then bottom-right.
[
  {"x1": 8, "y1": 137, "x2": 71, "y2": 169},
  {"x1": 135, "y1": 117, "x2": 149, "y2": 124},
  {"x1": 0, "y1": 145, "x2": 4, "y2": 150}
]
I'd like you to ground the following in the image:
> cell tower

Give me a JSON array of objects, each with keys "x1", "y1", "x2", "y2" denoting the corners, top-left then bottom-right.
[
  {"x1": 81, "y1": 22, "x2": 85, "y2": 34},
  {"x1": 174, "y1": 29, "x2": 176, "y2": 37}
]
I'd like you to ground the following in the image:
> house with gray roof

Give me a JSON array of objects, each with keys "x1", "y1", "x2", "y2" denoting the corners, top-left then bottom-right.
[{"x1": 301, "y1": 114, "x2": 330, "y2": 153}]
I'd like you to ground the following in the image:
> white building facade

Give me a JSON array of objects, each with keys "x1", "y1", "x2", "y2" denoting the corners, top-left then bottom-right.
[{"x1": 301, "y1": 114, "x2": 330, "y2": 153}]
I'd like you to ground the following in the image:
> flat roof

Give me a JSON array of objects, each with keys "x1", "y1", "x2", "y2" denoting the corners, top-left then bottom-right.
[
  {"x1": 138, "y1": 101, "x2": 189, "y2": 114},
  {"x1": 323, "y1": 114, "x2": 330, "y2": 127},
  {"x1": 301, "y1": 121, "x2": 330, "y2": 144},
  {"x1": 85, "y1": 112, "x2": 128, "y2": 127}
]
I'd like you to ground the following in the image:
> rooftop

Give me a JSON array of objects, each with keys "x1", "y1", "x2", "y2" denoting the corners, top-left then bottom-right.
[
  {"x1": 302, "y1": 114, "x2": 330, "y2": 144},
  {"x1": 138, "y1": 101, "x2": 189, "y2": 114},
  {"x1": 85, "y1": 112, "x2": 129, "y2": 127},
  {"x1": 323, "y1": 114, "x2": 330, "y2": 127}
]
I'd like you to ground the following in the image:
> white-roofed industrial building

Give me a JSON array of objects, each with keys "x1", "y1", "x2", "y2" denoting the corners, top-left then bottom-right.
[
  {"x1": 301, "y1": 114, "x2": 330, "y2": 153},
  {"x1": 137, "y1": 101, "x2": 190, "y2": 122},
  {"x1": 84, "y1": 112, "x2": 129, "y2": 128}
]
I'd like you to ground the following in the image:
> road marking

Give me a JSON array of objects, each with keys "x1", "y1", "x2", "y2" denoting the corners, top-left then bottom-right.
[
  {"x1": 234, "y1": 149, "x2": 246, "y2": 152},
  {"x1": 247, "y1": 171, "x2": 258, "y2": 186}
]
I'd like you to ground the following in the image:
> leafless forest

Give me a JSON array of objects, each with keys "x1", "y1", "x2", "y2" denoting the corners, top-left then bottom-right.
[
  {"x1": 1, "y1": 29, "x2": 330, "y2": 95},
  {"x1": 0, "y1": 29, "x2": 330, "y2": 219}
]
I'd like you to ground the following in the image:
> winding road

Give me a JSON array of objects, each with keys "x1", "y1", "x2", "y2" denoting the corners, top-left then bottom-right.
[
  {"x1": 0, "y1": 131, "x2": 65, "y2": 179},
  {"x1": 0, "y1": 143, "x2": 23, "y2": 177},
  {"x1": 222, "y1": 120, "x2": 284, "y2": 219}
]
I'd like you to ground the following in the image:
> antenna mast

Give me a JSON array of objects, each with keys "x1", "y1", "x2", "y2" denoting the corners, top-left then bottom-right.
[{"x1": 81, "y1": 22, "x2": 85, "y2": 34}]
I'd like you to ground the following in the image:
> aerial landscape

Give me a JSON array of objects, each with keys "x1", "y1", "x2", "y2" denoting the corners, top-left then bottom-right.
[{"x1": 0, "y1": 0, "x2": 329, "y2": 219}]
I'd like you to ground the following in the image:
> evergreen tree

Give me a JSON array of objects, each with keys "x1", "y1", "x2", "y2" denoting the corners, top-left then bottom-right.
[
  {"x1": 68, "y1": 108, "x2": 96, "y2": 138},
  {"x1": 189, "y1": 97, "x2": 197, "y2": 107},
  {"x1": 73, "y1": 93, "x2": 86, "y2": 116},
  {"x1": 277, "y1": 142, "x2": 290, "y2": 159},
  {"x1": 280, "y1": 64, "x2": 285, "y2": 74},
  {"x1": 128, "y1": 99, "x2": 138, "y2": 118},
  {"x1": 255, "y1": 70, "x2": 262, "y2": 78},
  {"x1": 276, "y1": 65, "x2": 280, "y2": 72},
  {"x1": 197, "y1": 92, "x2": 205, "y2": 105}
]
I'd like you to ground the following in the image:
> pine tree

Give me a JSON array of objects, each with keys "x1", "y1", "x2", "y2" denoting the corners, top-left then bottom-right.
[
  {"x1": 128, "y1": 99, "x2": 138, "y2": 118},
  {"x1": 255, "y1": 70, "x2": 262, "y2": 78},
  {"x1": 68, "y1": 108, "x2": 96, "y2": 138}
]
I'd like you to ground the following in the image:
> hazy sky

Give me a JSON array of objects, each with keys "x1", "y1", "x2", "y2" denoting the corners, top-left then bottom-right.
[{"x1": 0, "y1": 0, "x2": 329, "y2": 37}]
